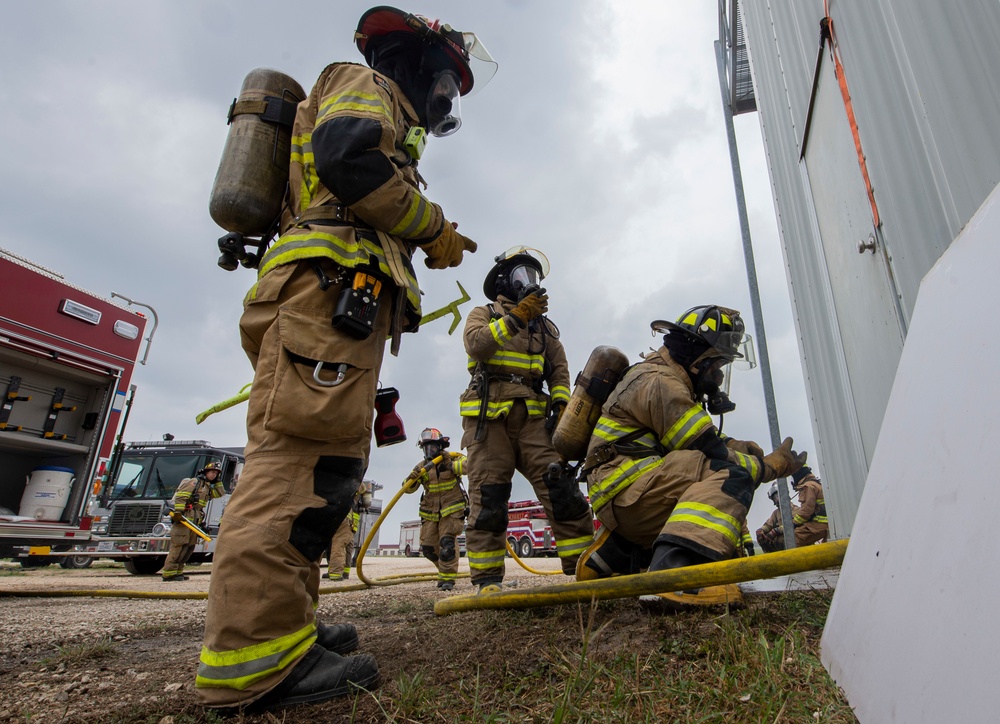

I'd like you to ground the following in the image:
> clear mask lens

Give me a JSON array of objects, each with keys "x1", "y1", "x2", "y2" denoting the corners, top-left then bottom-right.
[
  {"x1": 427, "y1": 71, "x2": 462, "y2": 137},
  {"x1": 508, "y1": 265, "x2": 540, "y2": 294}
]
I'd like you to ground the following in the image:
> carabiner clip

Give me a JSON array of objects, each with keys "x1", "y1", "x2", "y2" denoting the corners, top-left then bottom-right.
[{"x1": 313, "y1": 361, "x2": 347, "y2": 387}]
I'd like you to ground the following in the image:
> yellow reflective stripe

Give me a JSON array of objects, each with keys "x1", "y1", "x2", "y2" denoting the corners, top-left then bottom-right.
[
  {"x1": 589, "y1": 456, "x2": 663, "y2": 513},
  {"x1": 550, "y1": 385, "x2": 570, "y2": 404},
  {"x1": 290, "y1": 133, "x2": 313, "y2": 165},
  {"x1": 438, "y1": 572, "x2": 458, "y2": 581},
  {"x1": 591, "y1": 417, "x2": 658, "y2": 448},
  {"x1": 489, "y1": 318, "x2": 514, "y2": 345},
  {"x1": 439, "y1": 502, "x2": 466, "y2": 517},
  {"x1": 388, "y1": 192, "x2": 435, "y2": 238},
  {"x1": 459, "y1": 399, "x2": 514, "y2": 419},
  {"x1": 452, "y1": 458, "x2": 465, "y2": 476},
  {"x1": 484, "y1": 350, "x2": 545, "y2": 374},
  {"x1": 731, "y1": 451, "x2": 761, "y2": 481},
  {"x1": 556, "y1": 535, "x2": 593, "y2": 557},
  {"x1": 667, "y1": 502, "x2": 740, "y2": 546},
  {"x1": 196, "y1": 624, "x2": 317, "y2": 691},
  {"x1": 813, "y1": 516, "x2": 828, "y2": 523},
  {"x1": 467, "y1": 549, "x2": 505, "y2": 569},
  {"x1": 592, "y1": 417, "x2": 637, "y2": 442},
  {"x1": 317, "y1": 90, "x2": 391, "y2": 124},
  {"x1": 419, "y1": 510, "x2": 440, "y2": 521},
  {"x1": 427, "y1": 480, "x2": 457, "y2": 493},
  {"x1": 258, "y1": 233, "x2": 421, "y2": 311},
  {"x1": 349, "y1": 511, "x2": 360, "y2": 524},
  {"x1": 662, "y1": 405, "x2": 713, "y2": 451},
  {"x1": 524, "y1": 399, "x2": 546, "y2": 416},
  {"x1": 741, "y1": 531, "x2": 753, "y2": 544},
  {"x1": 793, "y1": 514, "x2": 807, "y2": 525}
]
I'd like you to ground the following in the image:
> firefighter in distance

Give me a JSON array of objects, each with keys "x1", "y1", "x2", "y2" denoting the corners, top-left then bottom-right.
[
  {"x1": 198, "y1": 6, "x2": 496, "y2": 712},
  {"x1": 162, "y1": 462, "x2": 224, "y2": 582},
  {"x1": 790, "y1": 466, "x2": 829, "y2": 545},
  {"x1": 460, "y1": 246, "x2": 594, "y2": 592},
  {"x1": 410, "y1": 427, "x2": 468, "y2": 591},
  {"x1": 576, "y1": 305, "x2": 807, "y2": 608},
  {"x1": 324, "y1": 482, "x2": 370, "y2": 581}
]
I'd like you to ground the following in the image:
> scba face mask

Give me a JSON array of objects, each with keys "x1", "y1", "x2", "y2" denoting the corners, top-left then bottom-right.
[{"x1": 427, "y1": 71, "x2": 462, "y2": 137}]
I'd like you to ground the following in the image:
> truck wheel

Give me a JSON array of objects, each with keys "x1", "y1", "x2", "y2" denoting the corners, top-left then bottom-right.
[
  {"x1": 124, "y1": 556, "x2": 166, "y2": 576},
  {"x1": 59, "y1": 555, "x2": 95, "y2": 569},
  {"x1": 506, "y1": 537, "x2": 516, "y2": 557},
  {"x1": 517, "y1": 537, "x2": 534, "y2": 559},
  {"x1": 404, "y1": 544, "x2": 412, "y2": 557}
]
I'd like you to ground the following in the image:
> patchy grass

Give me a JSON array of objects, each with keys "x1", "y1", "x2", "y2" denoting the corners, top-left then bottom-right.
[{"x1": 41, "y1": 637, "x2": 117, "y2": 667}]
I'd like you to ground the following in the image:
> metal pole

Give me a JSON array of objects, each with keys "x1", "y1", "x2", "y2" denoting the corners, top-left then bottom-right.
[{"x1": 714, "y1": 39, "x2": 796, "y2": 551}]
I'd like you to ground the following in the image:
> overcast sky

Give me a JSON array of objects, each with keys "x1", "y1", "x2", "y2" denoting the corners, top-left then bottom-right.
[{"x1": 1, "y1": 1, "x2": 816, "y2": 540}]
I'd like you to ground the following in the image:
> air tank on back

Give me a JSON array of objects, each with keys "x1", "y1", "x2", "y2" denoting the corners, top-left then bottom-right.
[
  {"x1": 552, "y1": 345, "x2": 631, "y2": 461},
  {"x1": 209, "y1": 68, "x2": 305, "y2": 237}
]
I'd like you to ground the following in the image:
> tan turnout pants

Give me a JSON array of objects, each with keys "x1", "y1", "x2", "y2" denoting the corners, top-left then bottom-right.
[{"x1": 198, "y1": 260, "x2": 391, "y2": 706}]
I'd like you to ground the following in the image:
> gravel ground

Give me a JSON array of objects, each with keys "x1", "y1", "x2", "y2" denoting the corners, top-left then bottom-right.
[{"x1": 0, "y1": 555, "x2": 566, "y2": 723}]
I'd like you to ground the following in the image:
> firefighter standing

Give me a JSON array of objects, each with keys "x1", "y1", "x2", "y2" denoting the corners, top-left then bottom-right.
[
  {"x1": 324, "y1": 482, "x2": 369, "y2": 581},
  {"x1": 791, "y1": 466, "x2": 829, "y2": 545},
  {"x1": 460, "y1": 247, "x2": 594, "y2": 592},
  {"x1": 410, "y1": 428, "x2": 467, "y2": 590},
  {"x1": 576, "y1": 305, "x2": 806, "y2": 608},
  {"x1": 162, "y1": 462, "x2": 224, "y2": 582},
  {"x1": 198, "y1": 7, "x2": 496, "y2": 712}
]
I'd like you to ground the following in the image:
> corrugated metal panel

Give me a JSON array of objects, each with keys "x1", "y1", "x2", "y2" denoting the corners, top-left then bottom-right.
[{"x1": 740, "y1": 0, "x2": 1000, "y2": 535}]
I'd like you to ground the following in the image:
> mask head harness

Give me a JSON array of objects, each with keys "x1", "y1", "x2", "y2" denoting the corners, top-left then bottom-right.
[
  {"x1": 417, "y1": 427, "x2": 450, "y2": 461},
  {"x1": 484, "y1": 245, "x2": 550, "y2": 301},
  {"x1": 652, "y1": 305, "x2": 745, "y2": 412},
  {"x1": 355, "y1": 7, "x2": 497, "y2": 137}
]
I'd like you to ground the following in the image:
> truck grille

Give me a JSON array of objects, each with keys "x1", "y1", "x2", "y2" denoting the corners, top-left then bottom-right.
[{"x1": 107, "y1": 502, "x2": 165, "y2": 535}]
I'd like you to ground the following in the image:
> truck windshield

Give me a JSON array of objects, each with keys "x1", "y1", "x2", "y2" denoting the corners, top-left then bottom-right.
[{"x1": 111, "y1": 454, "x2": 211, "y2": 500}]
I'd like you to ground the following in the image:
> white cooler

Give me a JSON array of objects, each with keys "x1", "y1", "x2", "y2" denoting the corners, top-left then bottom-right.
[{"x1": 19, "y1": 466, "x2": 75, "y2": 521}]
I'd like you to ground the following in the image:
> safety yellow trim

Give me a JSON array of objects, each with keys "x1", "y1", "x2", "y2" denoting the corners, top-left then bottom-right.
[
  {"x1": 666, "y1": 501, "x2": 740, "y2": 546},
  {"x1": 196, "y1": 624, "x2": 317, "y2": 691},
  {"x1": 550, "y1": 385, "x2": 570, "y2": 404},
  {"x1": 316, "y1": 90, "x2": 391, "y2": 125},
  {"x1": 468, "y1": 549, "x2": 505, "y2": 569},
  {"x1": 731, "y1": 451, "x2": 761, "y2": 481},
  {"x1": 388, "y1": 192, "x2": 435, "y2": 238},
  {"x1": 589, "y1": 456, "x2": 664, "y2": 513},
  {"x1": 489, "y1": 318, "x2": 513, "y2": 345},
  {"x1": 439, "y1": 502, "x2": 466, "y2": 518},
  {"x1": 662, "y1": 405, "x2": 713, "y2": 451},
  {"x1": 555, "y1": 534, "x2": 593, "y2": 558},
  {"x1": 459, "y1": 399, "x2": 514, "y2": 419}
]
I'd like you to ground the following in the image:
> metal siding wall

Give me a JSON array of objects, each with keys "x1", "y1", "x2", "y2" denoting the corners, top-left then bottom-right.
[
  {"x1": 741, "y1": 0, "x2": 868, "y2": 536},
  {"x1": 741, "y1": 0, "x2": 1000, "y2": 536}
]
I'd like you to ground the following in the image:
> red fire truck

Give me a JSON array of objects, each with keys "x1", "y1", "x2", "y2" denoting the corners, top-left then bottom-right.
[
  {"x1": 506, "y1": 499, "x2": 558, "y2": 558},
  {"x1": 0, "y1": 247, "x2": 151, "y2": 564}
]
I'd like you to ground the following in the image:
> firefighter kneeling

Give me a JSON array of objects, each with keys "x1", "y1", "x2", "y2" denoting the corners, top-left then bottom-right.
[{"x1": 576, "y1": 305, "x2": 807, "y2": 608}]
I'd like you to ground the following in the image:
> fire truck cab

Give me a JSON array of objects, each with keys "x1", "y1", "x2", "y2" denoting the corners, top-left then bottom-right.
[{"x1": 0, "y1": 247, "x2": 149, "y2": 564}]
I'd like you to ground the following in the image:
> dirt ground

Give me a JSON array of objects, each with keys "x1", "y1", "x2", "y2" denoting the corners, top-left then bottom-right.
[{"x1": 0, "y1": 556, "x2": 848, "y2": 723}]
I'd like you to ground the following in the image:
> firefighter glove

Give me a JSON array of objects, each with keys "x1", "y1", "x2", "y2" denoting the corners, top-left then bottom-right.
[
  {"x1": 744, "y1": 542, "x2": 756, "y2": 557},
  {"x1": 726, "y1": 438, "x2": 765, "y2": 458},
  {"x1": 762, "y1": 437, "x2": 807, "y2": 480},
  {"x1": 421, "y1": 221, "x2": 477, "y2": 270},
  {"x1": 545, "y1": 401, "x2": 566, "y2": 432},
  {"x1": 509, "y1": 292, "x2": 548, "y2": 326}
]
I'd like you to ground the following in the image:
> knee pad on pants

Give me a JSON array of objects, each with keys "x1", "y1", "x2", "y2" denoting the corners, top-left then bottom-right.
[
  {"x1": 439, "y1": 535, "x2": 456, "y2": 562},
  {"x1": 289, "y1": 456, "x2": 365, "y2": 562},
  {"x1": 473, "y1": 482, "x2": 511, "y2": 533},
  {"x1": 718, "y1": 465, "x2": 754, "y2": 509},
  {"x1": 422, "y1": 545, "x2": 439, "y2": 563},
  {"x1": 543, "y1": 468, "x2": 590, "y2": 521}
]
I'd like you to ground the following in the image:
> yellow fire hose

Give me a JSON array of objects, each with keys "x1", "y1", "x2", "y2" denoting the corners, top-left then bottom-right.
[{"x1": 434, "y1": 538, "x2": 848, "y2": 615}]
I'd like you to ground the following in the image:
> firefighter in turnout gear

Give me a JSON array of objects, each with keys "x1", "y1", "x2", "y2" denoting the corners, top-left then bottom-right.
[
  {"x1": 324, "y1": 482, "x2": 368, "y2": 581},
  {"x1": 199, "y1": 7, "x2": 496, "y2": 711},
  {"x1": 460, "y1": 247, "x2": 594, "y2": 591},
  {"x1": 410, "y1": 428, "x2": 468, "y2": 590},
  {"x1": 756, "y1": 482, "x2": 790, "y2": 553},
  {"x1": 576, "y1": 305, "x2": 807, "y2": 608},
  {"x1": 162, "y1": 462, "x2": 225, "y2": 582},
  {"x1": 791, "y1": 466, "x2": 829, "y2": 546}
]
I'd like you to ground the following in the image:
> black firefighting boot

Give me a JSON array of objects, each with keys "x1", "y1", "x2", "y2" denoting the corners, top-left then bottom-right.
[
  {"x1": 316, "y1": 622, "x2": 359, "y2": 655},
  {"x1": 437, "y1": 580, "x2": 455, "y2": 591},
  {"x1": 641, "y1": 539, "x2": 743, "y2": 610},
  {"x1": 576, "y1": 528, "x2": 643, "y2": 581},
  {"x1": 247, "y1": 644, "x2": 379, "y2": 712}
]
